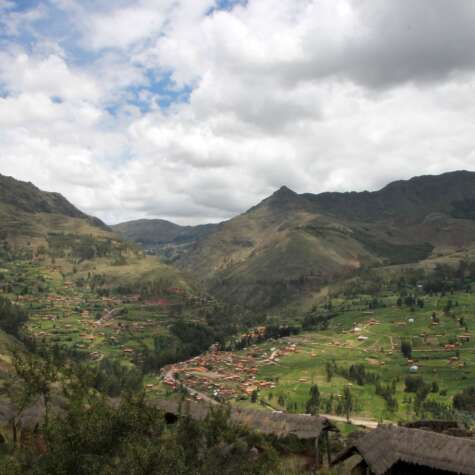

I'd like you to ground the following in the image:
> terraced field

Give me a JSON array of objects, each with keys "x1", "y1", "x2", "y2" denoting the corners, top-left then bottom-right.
[
  {"x1": 0, "y1": 258, "x2": 204, "y2": 365},
  {"x1": 253, "y1": 291, "x2": 475, "y2": 421},
  {"x1": 164, "y1": 288, "x2": 475, "y2": 424}
]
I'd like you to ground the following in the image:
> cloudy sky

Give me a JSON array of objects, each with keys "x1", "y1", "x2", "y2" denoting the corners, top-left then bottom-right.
[{"x1": 1, "y1": 0, "x2": 475, "y2": 224}]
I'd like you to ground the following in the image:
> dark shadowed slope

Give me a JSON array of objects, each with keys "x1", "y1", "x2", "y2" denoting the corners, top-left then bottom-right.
[{"x1": 112, "y1": 219, "x2": 218, "y2": 249}]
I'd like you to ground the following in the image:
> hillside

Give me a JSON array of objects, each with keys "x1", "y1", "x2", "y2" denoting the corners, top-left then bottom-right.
[
  {"x1": 0, "y1": 174, "x2": 195, "y2": 293},
  {"x1": 112, "y1": 219, "x2": 218, "y2": 260},
  {"x1": 0, "y1": 174, "x2": 111, "y2": 248},
  {"x1": 172, "y1": 171, "x2": 475, "y2": 309},
  {"x1": 166, "y1": 262, "x2": 475, "y2": 424}
]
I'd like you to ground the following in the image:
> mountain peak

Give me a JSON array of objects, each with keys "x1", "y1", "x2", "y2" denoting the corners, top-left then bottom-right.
[
  {"x1": 273, "y1": 185, "x2": 297, "y2": 196},
  {"x1": 251, "y1": 185, "x2": 311, "y2": 213}
]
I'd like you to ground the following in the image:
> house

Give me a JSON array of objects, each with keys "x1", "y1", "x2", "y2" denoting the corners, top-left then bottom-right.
[
  {"x1": 154, "y1": 399, "x2": 337, "y2": 470},
  {"x1": 332, "y1": 425, "x2": 475, "y2": 474}
]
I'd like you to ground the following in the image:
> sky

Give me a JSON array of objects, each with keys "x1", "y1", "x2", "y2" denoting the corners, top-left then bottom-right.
[{"x1": 1, "y1": 0, "x2": 475, "y2": 225}]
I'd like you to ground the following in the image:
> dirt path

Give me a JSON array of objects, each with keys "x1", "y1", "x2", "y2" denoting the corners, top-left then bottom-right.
[
  {"x1": 319, "y1": 413, "x2": 380, "y2": 429},
  {"x1": 163, "y1": 369, "x2": 219, "y2": 405}
]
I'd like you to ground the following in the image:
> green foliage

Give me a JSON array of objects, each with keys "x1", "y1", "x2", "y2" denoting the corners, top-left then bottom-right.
[
  {"x1": 3, "y1": 392, "x2": 279, "y2": 475},
  {"x1": 0, "y1": 296, "x2": 28, "y2": 337},
  {"x1": 4, "y1": 351, "x2": 58, "y2": 447},
  {"x1": 342, "y1": 386, "x2": 353, "y2": 422},
  {"x1": 352, "y1": 230, "x2": 434, "y2": 265},
  {"x1": 453, "y1": 386, "x2": 475, "y2": 412},
  {"x1": 404, "y1": 376, "x2": 428, "y2": 394},
  {"x1": 305, "y1": 384, "x2": 320, "y2": 415},
  {"x1": 400, "y1": 340, "x2": 412, "y2": 359},
  {"x1": 47, "y1": 233, "x2": 121, "y2": 261},
  {"x1": 93, "y1": 358, "x2": 143, "y2": 397},
  {"x1": 142, "y1": 321, "x2": 221, "y2": 373}
]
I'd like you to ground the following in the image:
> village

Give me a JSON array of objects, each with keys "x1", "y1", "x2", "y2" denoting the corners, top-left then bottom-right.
[
  {"x1": 3, "y1": 257, "x2": 475, "y2": 426},
  {"x1": 0, "y1": 259, "x2": 211, "y2": 364},
  {"x1": 160, "y1": 339, "x2": 300, "y2": 401},
  {"x1": 157, "y1": 290, "x2": 475, "y2": 425}
]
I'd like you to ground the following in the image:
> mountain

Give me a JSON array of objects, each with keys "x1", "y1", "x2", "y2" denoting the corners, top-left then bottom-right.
[
  {"x1": 112, "y1": 219, "x2": 218, "y2": 248},
  {"x1": 304, "y1": 170, "x2": 475, "y2": 222},
  {"x1": 17, "y1": 169, "x2": 475, "y2": 311},
  {"x1": 0, "y1": 174, "x2": 112, "y2": 247},
  {"x1": 168, "y1": 170, "x2": 475, "y2": 309},
  {"x1": 0, "y1": 173, "x2": 194, "y2": 292},
  {"x1": 0, "y1": 174, "x2": 95, "y2": 220}
]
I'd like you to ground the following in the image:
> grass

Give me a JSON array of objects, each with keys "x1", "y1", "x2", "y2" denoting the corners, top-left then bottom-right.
[
  {"x1": 0, "y1": 255, "x2": 202, "y2": 368},
  {"x1": 248, "y1": 290, "x2": 475, "y2": 422}
]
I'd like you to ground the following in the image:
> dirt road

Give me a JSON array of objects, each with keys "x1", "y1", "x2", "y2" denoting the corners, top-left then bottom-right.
[{"x1": 319, "y1": 413, "x2": 380, "y2": 429}]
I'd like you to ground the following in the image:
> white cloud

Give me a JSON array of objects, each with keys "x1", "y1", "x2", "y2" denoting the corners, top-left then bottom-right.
[
  {"x1": 0, "y1": 51, "x2": 101, "y2": 102},
  {"x1": 1, "y1": 0, "x2": 475, "y2": 225},
  {"x1": 85, "y1": 1, "x2": 172, "y2": 50}
]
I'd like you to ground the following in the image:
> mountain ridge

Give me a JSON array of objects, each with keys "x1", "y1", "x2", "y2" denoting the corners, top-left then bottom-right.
[
  {"x1": 166, "y1": 170, "x2": 475, "y2": 309},
  {"x1": 0, "y1": 173, "x2": 110, "y2": 233},
  {"x1": 5, "y1": 169, "x2": 475, "y2": 311}
]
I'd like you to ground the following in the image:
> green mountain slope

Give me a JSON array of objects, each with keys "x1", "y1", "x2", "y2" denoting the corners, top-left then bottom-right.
[
  {"x1": 0, "y1": 174, "x2": 111, "y2": 248},
  {"x1": 112, "y1": 219, "x2": 218, "y2": 260},
  {"x1": 0, "y1": 174, "x2": 195, "y2": 292},
  {"x1": 173, "y1": 171, "x2": 475, "y2": 309}
]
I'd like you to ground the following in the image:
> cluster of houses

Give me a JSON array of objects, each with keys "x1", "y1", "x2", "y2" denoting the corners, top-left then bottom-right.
[
  {"x1": 161, "y1": 342, "x2": 301, "y2": 401},
  {"x1": 24, "y1": 283, "x2": 173, "y2": 361}
]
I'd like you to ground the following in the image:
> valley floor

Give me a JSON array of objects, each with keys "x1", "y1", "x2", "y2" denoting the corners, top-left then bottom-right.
[{"x1": 163, "y1": 290, "x2": 475, "y2": 424}]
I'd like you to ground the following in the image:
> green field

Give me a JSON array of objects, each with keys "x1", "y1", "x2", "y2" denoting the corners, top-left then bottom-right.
[
  {"x1": 252, "y1": 290, "x2": 475, "y2": 422},
  {"x1": 0, "y1": 257, "x2": 206, "y2": 370}
]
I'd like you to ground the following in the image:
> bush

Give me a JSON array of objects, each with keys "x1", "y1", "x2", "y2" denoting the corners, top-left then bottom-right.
[
  {"x1": 453, "y1": 386, "x2": 475, "y2": 412},
  {"x1": 0, "y1": 296, "x2": 28, "y2": 337}
]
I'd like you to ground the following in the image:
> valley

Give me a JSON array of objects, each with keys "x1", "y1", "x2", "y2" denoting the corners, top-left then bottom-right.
[
  {"x1": 161, "y1": 276, "x2": 475, "y2": 425},
  {"x1": 2, "y1": 171, "x2": 475, "y2": 473}
]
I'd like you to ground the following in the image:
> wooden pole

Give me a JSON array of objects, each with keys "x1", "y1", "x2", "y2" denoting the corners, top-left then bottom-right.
[
  {"x1": 315, "y1": 436, "x2": 320, "y2": 473},
  {"x1": 325, "y1": 430, "x2": 331, "y2": 467}
]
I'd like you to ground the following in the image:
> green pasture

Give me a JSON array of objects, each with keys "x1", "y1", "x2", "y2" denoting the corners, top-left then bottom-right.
[{"x1": 255, "y1": 291, "x2": 475, "y2": 422}]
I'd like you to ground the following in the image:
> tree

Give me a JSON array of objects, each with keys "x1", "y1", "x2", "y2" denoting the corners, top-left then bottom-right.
[
  {"x1": 6, "y1": 351, "x2": 57, "y2": 446},
  {"x1": 343, "y1": 386, "x2": 353, "y2": 422},
  {"x1": 0, "y1": 296, "x2": 28, "y2": 337},
  {"x1": 400, "y1": 340, "x2": 412, "y2": 359},
  {"x1": 453, "y1": 386, "x2": 475, "y2": 412},
  {"x1": 306, "y1": 384, "x2": 320, "y2": 415},
  {"x1": 325, "y1": 361, "x2": 334, "y2": 382}
]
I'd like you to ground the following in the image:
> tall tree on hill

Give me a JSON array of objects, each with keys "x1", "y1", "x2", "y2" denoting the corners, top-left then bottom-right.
[
  {"x1": 343, "y1": 386, "x2": 353, "y2": 422},
  {"x1": 400, "y1": 340, "x2": 412, "y2": 359},
  {"x1": 0, "y1": 296, "x2": 28, "y2": 337},
  {"x1": 306, "y1": 384, "x2": 321, "y2": 415}
]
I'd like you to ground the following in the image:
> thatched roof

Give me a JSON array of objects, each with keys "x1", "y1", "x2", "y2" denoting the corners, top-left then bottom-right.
[
  {"x1": 332, "y1": 425, "x2": 475, "y2": 475},
  {"x1": 153, "y1": 399, "x2": 333, "y2": 440},
  {"x1": 402, "y1": 420, "x2": 473, "y2": 437}
]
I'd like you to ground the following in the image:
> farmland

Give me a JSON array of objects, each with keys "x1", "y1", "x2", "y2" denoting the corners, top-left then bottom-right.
[
  {"x1": 4, "y1": 249, "x2": 475, "y2": 427},
  {"x1": 0, "y1": 256, "x2": 212, "y2": 371},
  {"x1": 166, "y1": 284, "x2": 475, "y2": 424}
]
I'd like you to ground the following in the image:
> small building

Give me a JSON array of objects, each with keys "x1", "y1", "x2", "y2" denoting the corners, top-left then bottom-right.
[
  {"x1": 332, "y1": 425, "x2": 475, "y2": 475},
  {"x1": 154, "y1": 399, "x2": 337, "y2": 470},
  {"x1": 409, "y1": 365, "x2": 419, "y2": 373}
]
